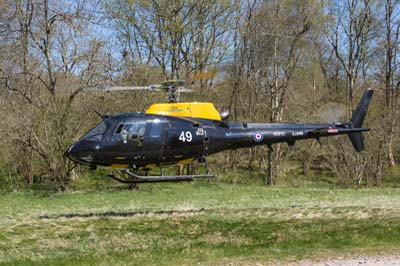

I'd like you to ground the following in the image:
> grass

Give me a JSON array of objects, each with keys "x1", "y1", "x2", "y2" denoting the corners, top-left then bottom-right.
[{"x1": 1, "y1": 182, "x2": 400, "y2": 265}]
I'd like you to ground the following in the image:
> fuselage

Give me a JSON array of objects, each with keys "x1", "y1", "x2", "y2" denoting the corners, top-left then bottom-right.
[{"x1": 65, "y1": 112, "x2": 367, "y2": 170}]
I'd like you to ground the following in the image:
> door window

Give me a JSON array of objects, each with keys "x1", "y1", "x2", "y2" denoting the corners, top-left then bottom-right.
[
  {"x1": 113, "y1": 122, "x2": 146, "y2": 142},
  {"x1": 149, "y1": 120, "x2": 163, "y2": 138}
]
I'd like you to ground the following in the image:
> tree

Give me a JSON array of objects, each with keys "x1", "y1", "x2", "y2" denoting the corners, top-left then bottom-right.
[
  {"x1": 242, "y1": 0, "x2": 312, "y2": 185},
  {"x1": 106, "y1": 0, "x2": 233, "y2": 88},
  {"x1": 1, "y1": 0, "x2": 108, "y2": 189},
  {"x1": 323, "y1": 0, "x2": 373, "y2": 117},
  {"x1": 381, "y1": 0, "x2": 400, "y2": 167}
]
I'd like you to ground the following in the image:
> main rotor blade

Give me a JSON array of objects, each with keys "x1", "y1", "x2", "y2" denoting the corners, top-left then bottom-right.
[
  {"x1": 86, "y1": 85, "x2": 161, "y2": 92},
  {"x1": 82, "y1": 81, "x2": 192, "y2": 94},
  {"x1": 102, "y1": 85, "x2": 161, "y2": 91},
  {"x1": 175, "y1": 87, "x2": 193, "y2": 93}
]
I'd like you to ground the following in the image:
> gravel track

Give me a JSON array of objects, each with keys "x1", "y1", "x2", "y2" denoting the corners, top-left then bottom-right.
[{"x1": 289, "y1": 255, "x2": 400, "y2": 266}]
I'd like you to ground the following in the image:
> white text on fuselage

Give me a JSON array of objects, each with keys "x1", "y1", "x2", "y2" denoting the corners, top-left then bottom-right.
[
  {"x1": 273, "y1": 131, "x2": 285, "y2": 137},
  {"x1": 291, "y1": 131, "x2": 304, "y2": 136},
  {"x1": 271, "y1": 131, "x2": 304, "y2": 137}
]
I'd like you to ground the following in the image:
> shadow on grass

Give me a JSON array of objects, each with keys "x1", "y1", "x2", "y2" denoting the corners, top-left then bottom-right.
[{"x1": 38, "y1": 205, "x2": 307, "y2": 219}]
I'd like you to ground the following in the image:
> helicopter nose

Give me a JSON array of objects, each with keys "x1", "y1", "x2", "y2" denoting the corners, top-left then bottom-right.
[
  {"x1": 64, "y1": 146, "x2": 72, "y2": 159},
  {"x1": 65, "y1": 140, "x2": 100, "y2": 164},
  {"x1": 64, "y1": 143, "x2": 80, "y2": 162}
]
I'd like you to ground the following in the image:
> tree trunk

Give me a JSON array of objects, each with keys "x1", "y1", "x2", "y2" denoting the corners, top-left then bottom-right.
[
  {"x1": 266, "y1": 148, "x2": 273, "y2": 186},
  {"x1": 68, "y1": 168, "x2": 78, "y2": 182},
  {"x1": 388, "y1": 129, "x2": 396, "y2": 167}
]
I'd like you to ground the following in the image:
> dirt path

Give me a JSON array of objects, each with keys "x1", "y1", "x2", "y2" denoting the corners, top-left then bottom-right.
[{"x1": 288, "y1": 255, "x2": 400, "y2": 266}]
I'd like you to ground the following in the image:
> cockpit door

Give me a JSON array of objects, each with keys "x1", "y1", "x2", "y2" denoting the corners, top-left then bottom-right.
[
  {"x1": 101, "y1": 121, "x2": 146, "y2": 164},
  {"x1": 140, "y1": 119, "x2": 168, "y2": 163}
]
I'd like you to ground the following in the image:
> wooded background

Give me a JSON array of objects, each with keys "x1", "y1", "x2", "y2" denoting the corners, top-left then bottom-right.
[{"x1": 0, "y1": 0, "x2": 399, "y2": 190}]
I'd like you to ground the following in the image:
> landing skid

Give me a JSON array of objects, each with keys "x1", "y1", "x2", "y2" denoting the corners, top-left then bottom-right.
[
  {"x1": 109, "y1": 171, "x2": 213, "y2": 184},
  {"x1": 108, "y1": 157, "x2": 214, "y2": 184}
]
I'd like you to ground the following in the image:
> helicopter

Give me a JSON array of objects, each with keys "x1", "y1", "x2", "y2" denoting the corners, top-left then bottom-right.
[{"x1": 65, "y1": 80, "x2": 373, "y2": 184}]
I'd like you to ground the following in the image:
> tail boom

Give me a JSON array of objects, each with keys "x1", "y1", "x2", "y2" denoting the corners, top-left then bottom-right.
[{"x1": 222, "y1": 90, "x2": 373, "y2": 153}]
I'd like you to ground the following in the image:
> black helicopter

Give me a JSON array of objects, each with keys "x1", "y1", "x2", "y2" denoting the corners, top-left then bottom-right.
[{"x1": 65, "y1": 81, "x2": 373, "y2": 184}]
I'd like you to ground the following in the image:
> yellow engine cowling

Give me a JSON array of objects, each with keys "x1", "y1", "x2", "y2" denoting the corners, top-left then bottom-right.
[{"x1": 145, "y1": 102, "x2": 221, "y2": 121}]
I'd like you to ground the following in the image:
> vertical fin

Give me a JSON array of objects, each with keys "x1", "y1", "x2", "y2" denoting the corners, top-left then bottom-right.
[
  {"x1": 347, "y1": 89, "x2": 373, "y2": 152},
  {"x1": 350, "y1": 89, "x2": 374, "y2": 128}
]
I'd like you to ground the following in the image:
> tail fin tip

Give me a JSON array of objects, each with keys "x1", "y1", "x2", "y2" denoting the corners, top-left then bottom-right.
[{"x1": 351, "y1": 89, "x2": 374, "y2": 128}]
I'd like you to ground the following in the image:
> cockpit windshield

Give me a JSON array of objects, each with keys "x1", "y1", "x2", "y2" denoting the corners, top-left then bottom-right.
[{"x1": 82, "y1": 121, "x2": 108, "y2": 141}]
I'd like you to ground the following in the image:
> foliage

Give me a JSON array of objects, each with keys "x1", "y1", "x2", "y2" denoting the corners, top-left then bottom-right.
[{"x1": 0, "y1": 0, "x2": 400, "y2": 189}]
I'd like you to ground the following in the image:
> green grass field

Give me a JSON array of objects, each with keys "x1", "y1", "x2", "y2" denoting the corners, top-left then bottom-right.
[{"x1": 1, "y1": 182, "x2": 400, "y2": 265}]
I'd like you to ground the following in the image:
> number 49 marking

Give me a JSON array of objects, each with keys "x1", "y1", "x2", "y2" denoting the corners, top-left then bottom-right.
[{"x1": 179, "y1": 131, "x2": 192, "y2": 142}]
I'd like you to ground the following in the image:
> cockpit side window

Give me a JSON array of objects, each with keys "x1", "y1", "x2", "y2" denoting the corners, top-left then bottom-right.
[{"x1": 112, "y1": 122, "x2": 146, "y2": 142}]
